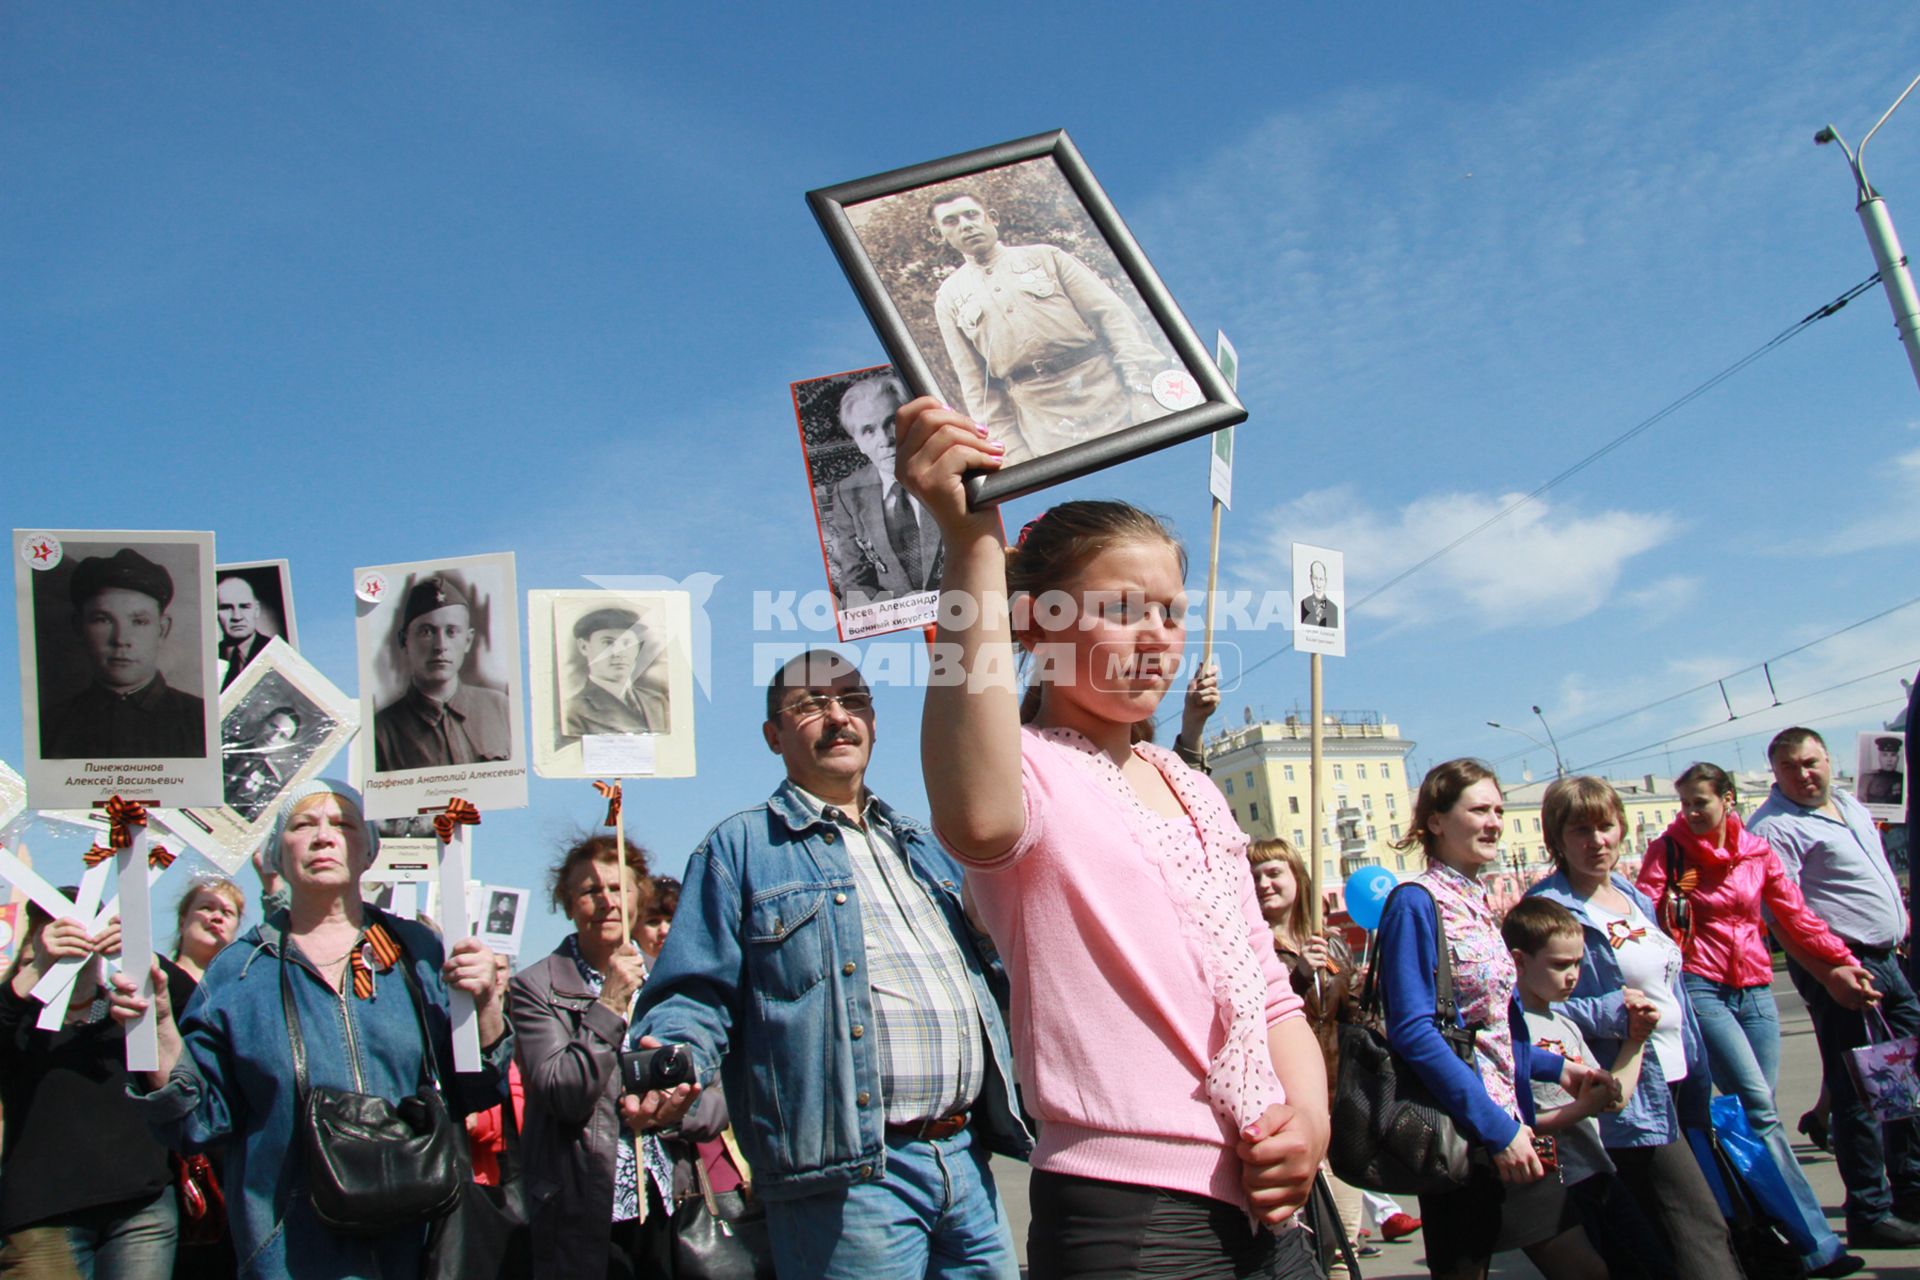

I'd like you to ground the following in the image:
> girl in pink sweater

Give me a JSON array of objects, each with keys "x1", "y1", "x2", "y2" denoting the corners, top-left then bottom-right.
[{"x1": 894, "y1": 397, "x2": 1326, "y2": 1280}]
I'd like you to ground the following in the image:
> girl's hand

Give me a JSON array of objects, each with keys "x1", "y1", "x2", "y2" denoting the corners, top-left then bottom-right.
[
  {"x1": 1180, "y1": 662, "x2": 1220, "y2": 742},
  {"x1": 1573, "y1": 1070, "x2": 1617, "y2": 1118},
  {"x1": 1493, "y1": 1124, "x2": 1545, "y2": 1184},
  {"x1": 107, "y1": 963, "x2": 182, "y2": 1088},
  {"x1": 1236, "y1": 1102, "x2": 1325, "y2": 1225},
  {"x1": 893, "y1": 397, "x2": 1005, "y2": 539},
  {"x1": 35, "y1": 918, "x2": 96, "y2": 971},
  {"x1": 1302, "y1": 936, "x2": 1330, "y2": 972}
]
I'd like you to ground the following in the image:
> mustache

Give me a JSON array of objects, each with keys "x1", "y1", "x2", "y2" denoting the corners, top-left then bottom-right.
[{"x1": 815, "y1": 728, "x2": 860, "y2": 750}]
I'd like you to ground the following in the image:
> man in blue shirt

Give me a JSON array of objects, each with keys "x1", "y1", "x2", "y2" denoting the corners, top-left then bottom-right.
[
  {"x1": 629, "y1": 650, "x2": 1029, "y2": 1279},
  {"x1": 1750, "y1": 726, "x2": 1920, "y2": 1250}
]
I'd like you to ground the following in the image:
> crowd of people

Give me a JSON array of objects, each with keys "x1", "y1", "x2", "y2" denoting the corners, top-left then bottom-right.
[{"x1": 0, "y1": 392, "x2": 1909, "y2": 1279}]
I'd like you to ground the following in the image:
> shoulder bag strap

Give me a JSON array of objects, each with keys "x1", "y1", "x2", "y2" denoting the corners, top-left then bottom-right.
[
  {"x1": 386, "y1": 928, "x2": 447, "y2": 1094},
  {"x1": 1360, "y1": 881, "x2": 1461, "y2": 1025},
  {"x1": 279, "y1": 945, "x2": 310, "y2": 1109}
]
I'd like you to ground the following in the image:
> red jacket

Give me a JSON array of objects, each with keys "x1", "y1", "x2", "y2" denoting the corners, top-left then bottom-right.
[{"x1": 1636, "y1": 813, "x2": 1855, "y2": 989}]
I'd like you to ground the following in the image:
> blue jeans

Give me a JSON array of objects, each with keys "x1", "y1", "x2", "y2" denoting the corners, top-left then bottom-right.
[
  {"x1": 0, "y1": 1190, "x2": 179, "y2": 1280},
  {"x1": 1684, "y1": 974, "x2": 1846, "y2": 1267},
  {"x1": 1788, "y1": 951, "x2": 1920, "y2": 1227},
  {"x1": 761, "y1": 1128, "x2": 1018, "y2": 1280}
]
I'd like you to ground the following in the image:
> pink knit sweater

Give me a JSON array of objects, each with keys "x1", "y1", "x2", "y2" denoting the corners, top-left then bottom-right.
[{"x1": 944, "y1": 726, "x2": 1303, "y2": 1209}]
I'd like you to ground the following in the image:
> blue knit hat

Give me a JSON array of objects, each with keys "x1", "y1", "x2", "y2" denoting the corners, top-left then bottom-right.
[{"x1": 261, "y1": 778, "x2": 380, "y2": 875}]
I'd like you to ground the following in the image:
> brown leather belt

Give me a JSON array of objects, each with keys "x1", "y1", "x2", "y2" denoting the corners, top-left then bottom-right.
[
  {"x1": 886, "y1": 1110, "x2": 969, "y2": 1142},
  {"x1": 1006, "y1": 346, "x2": 1101, "y2": 383}
]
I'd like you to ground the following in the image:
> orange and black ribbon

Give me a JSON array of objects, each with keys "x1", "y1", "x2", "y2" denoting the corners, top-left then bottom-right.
[
  {"x1": 433, "y1": 797, "x2": 481, "y2": 842},
  {"x1": 593, "y1": 780, "x2": 622, "y2": 828},
  {"x1": 84, "y1": 796, "x2": 170, "y2": 868},
  {"x1": 349, "y1": 921, "x2": 403, "y2": 999},
  {"x1": 84, "y1": 841, "x2": 177, "y2": 869}
]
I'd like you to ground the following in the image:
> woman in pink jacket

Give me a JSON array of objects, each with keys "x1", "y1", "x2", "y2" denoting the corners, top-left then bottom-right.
[{"x1": 1637, "y1": 761, "x2": 1875, "y2": 1277}]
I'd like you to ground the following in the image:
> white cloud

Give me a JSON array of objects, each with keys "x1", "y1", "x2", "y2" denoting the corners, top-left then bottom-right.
[{"x1": 1249, "y1": 485, "x2": 1677, "y2": 630}]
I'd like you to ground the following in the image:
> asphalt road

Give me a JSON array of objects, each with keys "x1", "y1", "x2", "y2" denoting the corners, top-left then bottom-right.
[{"x1": 985, "y1": 968, "x2": 1917, "y2": 1278}]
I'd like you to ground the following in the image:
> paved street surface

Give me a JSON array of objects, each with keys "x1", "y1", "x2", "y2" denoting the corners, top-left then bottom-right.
[{"x1": 987, "y1": 968, "x2": 1917, "y2": 1278}]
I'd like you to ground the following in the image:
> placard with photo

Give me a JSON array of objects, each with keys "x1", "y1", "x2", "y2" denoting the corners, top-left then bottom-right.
[
  {"x1": 214, "y1": 559, "x2": 297, "y2": 691},
  {"x1": 476, "y1": 884, "x2": 530, "y2": 957},
  {"x1": 808, "y1": 130, "x2": 1244, "y2": 507},
  {"x1": 14, "y1": 530, "x2": 221, "y2": 809},
  {"x1": 1855, "y1": 730, "x2": 1905, "y2": 821},
  {"x1": 353, "y1": 553, "x2": 527, "y2": 820},
  {"x1": 1291, "y1": 543, "x2": 1346, "y2": 658},
  {"x1": 161, "y1": 637, "x2": 358, "y2": 873},
  {"x1": 528, "y1": 589, "x2": 696, "y2": 779},
  {"x1": 792, "y1": 365, "x2": 943, "y2": 641}
]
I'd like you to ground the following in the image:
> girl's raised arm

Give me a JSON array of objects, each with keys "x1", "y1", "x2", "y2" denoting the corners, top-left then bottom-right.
[{"x1": 895, "y1": 397, "x2": 1025, "y2": 863}]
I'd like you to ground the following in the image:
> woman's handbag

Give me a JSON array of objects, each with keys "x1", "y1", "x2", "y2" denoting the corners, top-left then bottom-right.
[
  {"x1": 671, "y1": 1128, "x2": 776, "y2": 1280},
  {"x1": 1327, "y1": 883, "x2": 1480, "y2": 1195},
  {"x1": 1845, "y1": 1005, "x2": 1920, "y2": 1123},
  {"x1": 174, "y1": 1153, "x2": 227, "y2": 1247},
  {"x1": 280, "y1": 940, "x2": 465, "y2": 1236},
  {"x1": 425, "y1": 1088, "x2": 530, "y2": 1280}
]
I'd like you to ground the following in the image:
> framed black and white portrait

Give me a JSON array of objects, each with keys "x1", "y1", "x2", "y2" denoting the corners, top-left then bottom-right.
[
  {"x1": 13, "y1": 529, "x2": 221, "y2": 808},
  {"x1": 161, "y1": 637, "x2": 358, "y2": 873},
  {"x1": 214, "y1": 559, "x2": 297, "y2": 692},
  {"x1": 528, "y1": 589, "x2": 696, "y2": 779},
  {"x1": 353, "y1": 553, "x2": 527, "y2": 820},
  {"x1": 1855, "y1": 730, "x2": 1905, "y2": 821},
  {"x1": 1291, "y1": 542, "x2": 1346, "y2": 658},
  {"x1": 808, "y1": 130, "x2": 1244, "y2": 507},
  {"x1": 792, "y1": 364, "x2": 945, "y2": 641},
  {"x1": 476, "y1": 884, "x2": 529, "y2": 957}
]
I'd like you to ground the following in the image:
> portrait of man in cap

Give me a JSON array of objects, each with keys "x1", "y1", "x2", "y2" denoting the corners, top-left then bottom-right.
[
  {"x1": 41, "y1": 547, "x2": 208, "y2": 760},
  {"x1": 561, "y1": 606, "x2": 671, "y2": 738},
  {"x1": 1858, "y1": 733, "x2": 1904, "y2": 808},
  {"x1": 372, "y1": 575, "x2": 512, "y2": 771}
]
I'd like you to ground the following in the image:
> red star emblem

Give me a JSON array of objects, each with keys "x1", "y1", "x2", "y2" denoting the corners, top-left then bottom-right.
[
  {"x1": 364, "y1": 578, "x2": 383, "y2": 598},
  {"x1": 26, "y1": 539, "x2": 54, "y2": 564}
]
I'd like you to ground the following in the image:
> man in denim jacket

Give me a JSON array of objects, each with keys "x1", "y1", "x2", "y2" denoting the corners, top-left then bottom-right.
[{"x1": 632, "y1": 650, "x2": 1031, "y2": 1279}]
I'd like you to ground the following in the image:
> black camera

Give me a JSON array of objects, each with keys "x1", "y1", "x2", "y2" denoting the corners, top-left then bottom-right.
[{"x1": 619, "y1": 1044, "x2": 695, "y2": 1094}]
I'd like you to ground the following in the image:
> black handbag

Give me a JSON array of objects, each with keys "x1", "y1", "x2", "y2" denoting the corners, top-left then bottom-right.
[
  {"x1": 670, "y1": 1129, "x2": 776, "y2": 1280},
  {"x1": 1327, "y1": 882, "x2": 1481, "y2": 1195},
  {"x1": 424, "y1": 1085, "x2": 531, "y2": 1280},
  {"x1": 281, "y1": 940, "x2": 464, "y2": 1236}
]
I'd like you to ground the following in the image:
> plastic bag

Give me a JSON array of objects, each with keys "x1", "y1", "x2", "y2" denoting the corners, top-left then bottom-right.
[
  {"x1": 1845, "y1": 1008, "x2": 1920, "y2": 1123},
  {"x1": 1704, "y1": 1095, "x2": 1818, "y2": 1256}
]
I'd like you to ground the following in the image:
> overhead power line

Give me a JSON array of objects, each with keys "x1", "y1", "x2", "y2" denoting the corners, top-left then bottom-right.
[{"x1": 1562, "y1": 694, "x2": 1906, "y2": 775}]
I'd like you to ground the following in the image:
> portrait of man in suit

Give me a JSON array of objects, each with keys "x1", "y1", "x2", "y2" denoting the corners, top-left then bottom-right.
[
  {"x1": 821, "y1": 372, "x2": 944, "y2": 609},
  {"x1": 215, "y1": 573, "x2": 274, "y2": 690},
  {"x1": 1300, "y1": 560, "x2": 1339, "y2": 629},
  {"x1": 562, "y1": 606, "x2": 670, "y2": 738}
]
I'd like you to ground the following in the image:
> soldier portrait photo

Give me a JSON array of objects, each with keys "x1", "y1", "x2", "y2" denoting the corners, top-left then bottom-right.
[
  {"x1": 843, "y1": 156, "x2": 1191, "y2": 467},
  {"x1": 1855, "y1": 730, "x2": 1905, "y2": 816},
  {"x1": 792, "y1": 365, "x2": 944, "y2": 640},
  {"x1": 24, "y1": 538, "x2": 214, "y2": 762},
  {"x1": 556, "y1": 599, "x2": 671, "y2": 739},
  {"x1": 220, "y1": 670, "x2": 329, "y2": 822},
  {"x1": 353, "y1": 552, "x2": 527, "y2": 818},
  {"x1": 213, "y1": 559, "x2": 296, "y2": 690}
]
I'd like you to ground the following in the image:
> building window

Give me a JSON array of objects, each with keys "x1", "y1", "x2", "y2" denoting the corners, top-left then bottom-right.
[
  {"x1": 1284, "y1": 765, "x2": 1295, "y2": 782},
  {"x1": 1357, "y1": 763, "x2": 1368, "y2": 779},
  {"x1": 1532, "y1": 817, "x2": 1541, "y2": 833},
  {"x1": 1333, "y1": 764, "x2": 1345, "y2": 782},
  {"x1": 1288, "y1": 796, "x2": 1300, "y2": 814},
  {"x1": 1245, "y1": 771, "x2": 1255, "y2": 789},
  {"x1": 1293, "y1": 829, "x2": 1306, "y2": 846},
  {"x1": 1249, "y1": 802, "x2": 1260, "y2": 821},
  {"x1": 1381, "y1": 763, "x2": 1392, "y2": 779},
  {"x1": 1367, "y1": 824, "x2": 1377, "y2": 840},
  {"x1": 1390, "y1": 823, "x2": 1401, "y2": 840},
  {"x1": 1386, "y1": 794, "x2": 1398, "y2": 814},
  {"x1": 1223, "y1": 777, "x2": 1234, "y2": 795},
  {"x1": 1362, "y1": 795, "x2": 1374, "y2": 814}
]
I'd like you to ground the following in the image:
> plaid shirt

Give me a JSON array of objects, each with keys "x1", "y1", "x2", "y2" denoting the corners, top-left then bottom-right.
[{"x1": 799, "y1": 788, "x2": 986, "y2": 1124}]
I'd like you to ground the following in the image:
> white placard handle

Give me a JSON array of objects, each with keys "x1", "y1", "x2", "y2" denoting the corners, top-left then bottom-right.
[
  {"x1": 119, "y1": 829, "x2": 158, "y2": 1072},
  {"x1": 435, "y1": 822, "x2": 481, "y2": 1073}
]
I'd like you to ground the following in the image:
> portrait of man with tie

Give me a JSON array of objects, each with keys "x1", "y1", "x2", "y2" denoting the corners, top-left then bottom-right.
[
  {"x1": 371, "y1": 574, "x2": 513, "y2": 771},
  {"x1": 559, "y1": 605, "x2": 671, "y2": 738},
  {"x1": 820, "y1": 372, "x2": 944, "y2": 605},
  {"x1": 212, "y1": 562, "x2": 295, "y2": 690}
]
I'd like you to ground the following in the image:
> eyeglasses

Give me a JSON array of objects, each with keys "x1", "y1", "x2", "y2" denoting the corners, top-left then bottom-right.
[{"x1": 780, "y1": 691, "x2": 873, "y2": 721}]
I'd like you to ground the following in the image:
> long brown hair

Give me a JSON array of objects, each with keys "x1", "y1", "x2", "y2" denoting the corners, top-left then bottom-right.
[
  {"x1": 1249, "y1": 837, "x2": 1311, "y2": 945},
  {"x1": 1391, "y1": 758, "x2": 1500, "y2": 862},
  {"x1": 1006, "y1": 500, "x2": 1187, "y2": 744}
]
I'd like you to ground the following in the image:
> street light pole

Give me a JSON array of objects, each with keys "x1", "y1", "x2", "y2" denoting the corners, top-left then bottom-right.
[
  {"x1": 1817, "y1": 73, "x2": 1920, "y2": 395},
  {"x1": 1487, "y1": 719, "x2": 1550, "y2": 771},
  {"x1": 1531, "y1": 705, "x2": 1568, "y2": 778}
]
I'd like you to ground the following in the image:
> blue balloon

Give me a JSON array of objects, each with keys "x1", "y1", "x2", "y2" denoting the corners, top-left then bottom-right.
[{"x1": 1343, "y1": 865, "x2": 1399, "y2": 931}]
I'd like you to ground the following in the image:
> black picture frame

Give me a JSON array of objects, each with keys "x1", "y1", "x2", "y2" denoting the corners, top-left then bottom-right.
[{"x1": 808, "y1": 129, "x2": 1245, "y2": 508}]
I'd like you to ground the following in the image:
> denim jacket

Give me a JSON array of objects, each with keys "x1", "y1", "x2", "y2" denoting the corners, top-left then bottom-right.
[
  {"x1": 1526, "y1": 871, "x2": 1711, "y2": 1147},
  {"x1": 134, "y1": 908, "x2": 512, "y2": 1279},
  {"x1": 633, "y1": 780, "x2": 1032, "y2": 1201}
]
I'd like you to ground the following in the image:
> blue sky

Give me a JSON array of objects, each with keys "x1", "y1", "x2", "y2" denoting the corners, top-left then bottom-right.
[{"x1": 5, "y1": 3, "x2": 1919, "y2": 961}]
